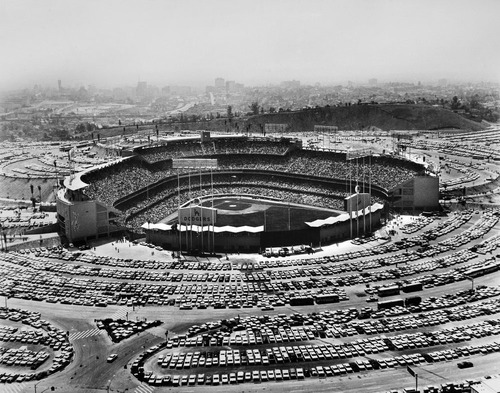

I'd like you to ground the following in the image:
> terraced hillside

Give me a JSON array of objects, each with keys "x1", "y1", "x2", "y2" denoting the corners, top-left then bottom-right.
[{"x1": 244, "y1": 104, "x2": 486, "y2": 132}]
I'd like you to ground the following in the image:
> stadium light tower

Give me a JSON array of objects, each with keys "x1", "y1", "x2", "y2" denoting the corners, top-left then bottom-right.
[
  {"x1": 172, "y1": 158, "x2": 217, "y2": 254},
  {"x1": 346, "y1": 147, "x2": 373, "y2": 238}
]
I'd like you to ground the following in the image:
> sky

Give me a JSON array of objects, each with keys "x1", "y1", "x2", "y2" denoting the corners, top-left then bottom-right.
[{"x1": 1, "y1": 0, "x2": 499, "y2": 91}]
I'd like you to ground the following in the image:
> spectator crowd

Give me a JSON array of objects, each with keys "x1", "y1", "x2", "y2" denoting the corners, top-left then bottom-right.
[{"x1": 80, "y1": 139, "x2": 419, "y2": 229}]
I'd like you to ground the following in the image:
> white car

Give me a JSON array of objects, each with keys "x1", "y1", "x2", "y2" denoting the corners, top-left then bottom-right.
[{"x1": 106, "y1": 354, "x2": 118, "y2": 363}]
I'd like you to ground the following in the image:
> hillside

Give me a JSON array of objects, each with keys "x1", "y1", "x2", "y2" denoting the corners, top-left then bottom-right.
[{"x1": 244, "y1": 104, "x2": 487, "y2": 132}]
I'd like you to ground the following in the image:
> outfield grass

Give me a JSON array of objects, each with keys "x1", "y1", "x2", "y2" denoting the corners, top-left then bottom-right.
[{"x1": 200, "y1": 197, "x2": 338, "y2": 231}]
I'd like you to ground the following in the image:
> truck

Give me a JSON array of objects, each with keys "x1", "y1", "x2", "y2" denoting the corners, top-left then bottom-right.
[
  {"x1": 315, "y1": 294, "x2": 339, "y2": 304},
  {"x1": 402, "y1": 282, "x2": 423, "y2": 293},
  {"x1": 377, "y1": 285, "x2": 400, "y2": 297},
  {"x1": 405, "y1": 296, "x2": 422, "y2": 307},
  {"x1": 377, "y1": 298, "x2": 404, "y2": 310},
  {"x1": 290, "y1": 296, "x2": 315, "y2": 306}
]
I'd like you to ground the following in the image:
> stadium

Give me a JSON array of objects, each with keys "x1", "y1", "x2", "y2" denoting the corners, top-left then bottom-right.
[{"x1": 56, "y1": 132, "x2": 439, "y2": 252}]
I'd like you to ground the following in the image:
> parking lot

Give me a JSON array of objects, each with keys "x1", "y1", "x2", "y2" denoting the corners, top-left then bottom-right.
[{"x1": 0, "y1": 207, "x2": 500, "y2": 392}]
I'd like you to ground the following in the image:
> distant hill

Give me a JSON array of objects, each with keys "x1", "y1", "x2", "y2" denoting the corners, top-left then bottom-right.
[{"x1": 244, "y1": 104, "x2": 487, "y2": 132}]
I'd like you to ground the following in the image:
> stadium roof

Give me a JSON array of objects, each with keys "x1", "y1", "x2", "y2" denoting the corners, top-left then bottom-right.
[
  {"x1": 63, "y1": 175, "x2": 88, "y2": 191},
  {"x1": 63, "y1": 157, "x2": 129, "y2": 191},
  {"x1": 142, "y1": 223, "x2": 264, "y2": 233},
  {"x1": 305, "y1": 203, "x2": 384, "y2": 228}
]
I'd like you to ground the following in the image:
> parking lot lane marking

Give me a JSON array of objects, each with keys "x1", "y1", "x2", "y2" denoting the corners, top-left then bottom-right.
[
  {"x1": 4, "y1": 382, "x2": 29, "y2": 393},
  {"x1": 111, "y1": 305, "x2": 130, "y2": 320},
  {"x1": 134, "y1": 385, "x2": 155, "y2": 393},
  {"x1": 69, "y1": 328, "x2": 103, "y2": 341}
]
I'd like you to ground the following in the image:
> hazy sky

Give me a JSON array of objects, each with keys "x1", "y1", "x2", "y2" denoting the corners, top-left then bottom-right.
[{"x1": 1, "y1": 0, "x2": 499, "y2": 90}]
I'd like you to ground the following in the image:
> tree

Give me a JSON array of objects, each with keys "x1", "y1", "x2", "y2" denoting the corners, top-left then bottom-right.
[
  {"x1": 75, "y1": 123, "x2": 86, "y2": 134},
  {"x1": 249, "y1": 102, "x2": 259, "y2": 115},
  {"x1": 227, "y1": 105, "x2": 233, "y2": 119},
  {"x1": 469, "y1": 94, "x2": 480, "y2": 109},
  {"x1": 269, "y1": 107, "x2": 276, "y2": 113},
  {"x1": 451, "y1": 96, "x2": 460, "y2": 110}
]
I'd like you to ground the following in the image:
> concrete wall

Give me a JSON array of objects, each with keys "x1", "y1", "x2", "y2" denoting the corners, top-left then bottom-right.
[{"x1": 390, "y1": 176, "x2": 439, "y2": 212}]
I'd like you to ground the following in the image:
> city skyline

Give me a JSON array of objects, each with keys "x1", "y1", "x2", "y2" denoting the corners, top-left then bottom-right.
[{"x1": 1, "y1": 0, "x2": 500, "y2": 91}]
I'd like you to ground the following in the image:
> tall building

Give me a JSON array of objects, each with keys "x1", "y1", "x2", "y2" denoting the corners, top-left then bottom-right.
[
  {"x1": 225, "y1": 80, "x2": 236, "y2": 92},
  {"x1": 161, "y1": 86, "x2": 171, "y2": 96},
  {"x1": 215, "y1": 78, "x2": 225, "y2": 89},
  {"x1": 136, "y1": 81, "x2": 148, "y2": 98},
  {"x1": 58, "y1": 80, "x2": 62, "y2": 91},
  {"x1": 369, "y1": 78, "x2": 378, "y2": 85}
]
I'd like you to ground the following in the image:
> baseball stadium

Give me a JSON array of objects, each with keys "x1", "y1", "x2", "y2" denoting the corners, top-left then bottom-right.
[{"x1": 56, "y1": 133, "x2": 438, "y2": 253}]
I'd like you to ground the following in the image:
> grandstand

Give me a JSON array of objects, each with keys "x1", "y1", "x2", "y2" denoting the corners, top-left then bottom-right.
[{"x1": 56, "y1": 133, "x2": 438, "y2": 250}]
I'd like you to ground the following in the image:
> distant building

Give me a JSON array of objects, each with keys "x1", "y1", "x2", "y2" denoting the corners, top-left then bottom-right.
[
  {"x1": 58, "y1": 79, "x2": 62, "y2": 91},
  {"x1": 215, "y1": 78, "x2": 225, "y2": 89},
  {"x1": 136, "y1": 81, "x2": 148, "y2": 98},
  {"x1": 369, "y1": 78, "x2": 378, "y2": 85},
  {"x1": 112, "y1": 88, "x2": 126, "y2": 101},
  {"x1": 161, "y1": 86, "x2": 171, "y2": 96},
  {"x1": 438, "y1": 78, "x2": 448, "y2": 86},
  {"x1": 226, "y1": 80, "x2": 236, "y2": 92}
]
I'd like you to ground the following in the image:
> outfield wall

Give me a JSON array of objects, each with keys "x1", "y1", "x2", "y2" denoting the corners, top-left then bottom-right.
[{"x1": 145, "y1": 201, "x2": 382, "y2": 253}]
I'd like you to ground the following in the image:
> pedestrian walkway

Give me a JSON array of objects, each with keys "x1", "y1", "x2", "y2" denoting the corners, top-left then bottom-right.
[
  {"x1": 111, "y1": 305, "x2": 129, "y2": 320},
  {"x1": 1, "y1": 382, "x2": 29, "y2": 393},
  {"x1": 134, "y1": 384, "x2": 155, "y2": 393},
  {"x1": 69, "y1": 328, "x2": 103, "y2": 341}
]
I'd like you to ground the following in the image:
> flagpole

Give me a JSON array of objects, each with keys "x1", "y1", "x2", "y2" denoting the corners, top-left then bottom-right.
[
  {"x1": 211, "y1": 168, "x2": 214, "y2": 255},
  {"x1": 349, "y1": 154, "x2": 352, "y2": 240},
  {"x1": 369, "y1": 153, "x2": 372, "y2": 233},
  {"x1": 189, "y1": 171, "x2": 192, "y2": 253},
  {"x1": 355, "y1": 156, "x2": 359, "y2": 238},
  {"x1": 363, "y1": 153, "x2": 366, "y2": 234},
  {"x1": 288, "y1": 202, "x2": 291, "y2": 231},
  {"x1": 177, "y1": 171, "x2": 181, "y2": 259},
  {"x1": 264, "y1": 209, "x2": 266, "y2": 231},
  {"x1": 200, "y1": 166, "x2": 203, "y2": 255}
]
